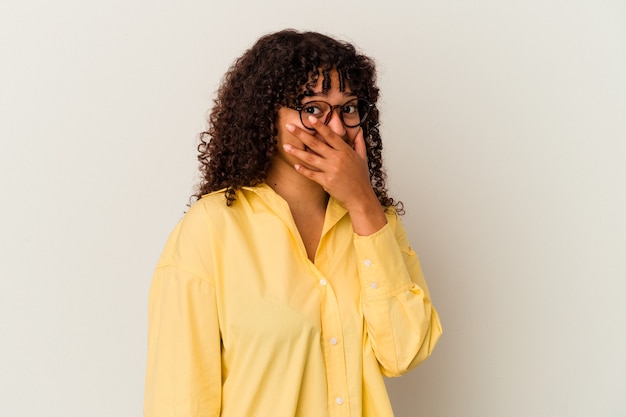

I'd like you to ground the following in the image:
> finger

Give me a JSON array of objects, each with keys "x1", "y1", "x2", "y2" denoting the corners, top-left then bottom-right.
[
  {"x1": 353, "y1": 128, "x2": 367, "y2": 160},
  {"x1": 283, "y1": 143, "x2": 324, "y2": 168},
  {"x1": 305, "y1": 116, "x2": 350, "y2": 150},
  {"x1": 294, "y1": 163, "x2": 325, "y2": 185},
  {"x1": 286, "y1": 123, "x2": 333, "y2": 156}
]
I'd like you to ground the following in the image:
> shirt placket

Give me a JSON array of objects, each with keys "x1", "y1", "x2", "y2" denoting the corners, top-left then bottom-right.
[{"x1": 313, "y1": 269, "x2": 351, "y2": 417}]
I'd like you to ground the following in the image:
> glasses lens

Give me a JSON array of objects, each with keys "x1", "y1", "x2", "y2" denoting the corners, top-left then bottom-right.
[
  {"x1": 300, "y1": 101, "x2": 331, "y2": 129},
  {"x1": 339, "y1": 100, "x2": 359, "y2": 127},
  {"x1": 340, "y1": 99, "x2": 365, "y2": 127},
  {"x1": 299, "y1": 99, "x2": 371, "y2": 129}
]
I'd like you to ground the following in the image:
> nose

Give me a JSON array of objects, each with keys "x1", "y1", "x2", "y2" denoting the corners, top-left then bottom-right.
[{"x1": 324, "y1": 108, "x2": 347, "y2": 137}]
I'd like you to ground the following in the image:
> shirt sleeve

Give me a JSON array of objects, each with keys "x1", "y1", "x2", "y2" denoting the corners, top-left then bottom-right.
[
  {"x1": 144, "y1": 264, "x2": 222, "y2": 417},
  {"x1": 354, "y1": 214, "x2": 442, "y2": 377}
]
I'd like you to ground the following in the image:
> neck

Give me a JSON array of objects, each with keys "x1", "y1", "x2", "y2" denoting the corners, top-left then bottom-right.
[{"x1": 265, "y1": 167, "x2": 329, "y2": 213}]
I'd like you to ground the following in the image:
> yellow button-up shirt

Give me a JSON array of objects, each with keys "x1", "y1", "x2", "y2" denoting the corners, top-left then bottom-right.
[{"x1": 144, "y1": 184, "x2": 442, "y2": 417}]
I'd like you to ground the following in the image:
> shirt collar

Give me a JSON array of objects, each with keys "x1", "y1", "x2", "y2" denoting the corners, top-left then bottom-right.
[{"x1": 241, "y1": 183, "x2": 349, "y2": 234}]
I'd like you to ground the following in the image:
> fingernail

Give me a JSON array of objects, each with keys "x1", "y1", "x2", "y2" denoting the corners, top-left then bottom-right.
[
  {"x1": 283, "y1": 144, "x2": 292, "y2": 151},
  {"x1": 286, "y1": 123, "x2": 295, "y2": 132},
  {"x1": 307, "y1": 115, "x2": 317, "y2": 124}
]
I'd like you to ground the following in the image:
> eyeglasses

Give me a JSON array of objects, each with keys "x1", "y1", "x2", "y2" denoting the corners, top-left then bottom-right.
[{"x1": 292, "y1": 98, "x2": 373, "y2": 130}]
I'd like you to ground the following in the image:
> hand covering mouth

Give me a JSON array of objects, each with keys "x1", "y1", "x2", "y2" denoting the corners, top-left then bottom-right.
[{"x1": 304, "y1": 146, "x2": 321, "y2": 156}]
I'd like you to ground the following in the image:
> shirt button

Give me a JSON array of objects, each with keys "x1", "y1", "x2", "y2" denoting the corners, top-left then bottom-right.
[
  {"x1": 319, "y1": 279, "x2": 327, "y2": 286},
  {"x1": 336, "y1": 396, "x2": 344, "y2": 405},
  {"x1": 329, "y1": 337, "x2": 337, "y2": 345},
  {"x1": 364, "y1": 259, "x2": 372, "y2": 267},
  {"x1": 369, "y1": 282, "x2": 378, "y2": 289}
]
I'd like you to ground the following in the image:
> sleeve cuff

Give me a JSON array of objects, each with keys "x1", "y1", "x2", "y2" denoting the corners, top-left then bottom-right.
[{"x1": 353, "y1": 222, "x2": 414, "y2": 299}]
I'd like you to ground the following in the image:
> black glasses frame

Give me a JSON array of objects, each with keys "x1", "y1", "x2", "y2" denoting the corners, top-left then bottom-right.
[{"x1": 292, "y1": 98, "x2": 373, "y2": 130}]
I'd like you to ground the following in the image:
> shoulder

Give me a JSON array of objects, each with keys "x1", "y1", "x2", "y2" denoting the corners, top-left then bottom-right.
[
  {"x1": 383, "y1": 207, "x2": 401, "y2": 230},
  {"x1": 155, "y1": 190, "x2": 232, "y2": 277},
  {"x1": 181, "y1": 190, "x2": 223, "y2": 222},
  {"x1": 383, "y1": 208, "x2": 413, "y2": 249}
]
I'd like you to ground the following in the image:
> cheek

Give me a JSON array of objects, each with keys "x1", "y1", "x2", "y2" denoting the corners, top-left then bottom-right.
[
  {"x1": 276, "y1": 126, "x2": 304, "y2": 153},
  {"x1": 277, "y1": 107, "x2": 302, "y2": 129},
  {"x1": 276, "y1": 109, "x2": 305, "y2": 145}
]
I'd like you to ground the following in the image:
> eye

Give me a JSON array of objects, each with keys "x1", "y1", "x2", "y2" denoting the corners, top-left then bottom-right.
[
  {"x1": 301, "y1": 102, "x2": 325, "y2": 116},
  {"x1": 342, "y1": 104, "x2": 358, "y2": 115}
]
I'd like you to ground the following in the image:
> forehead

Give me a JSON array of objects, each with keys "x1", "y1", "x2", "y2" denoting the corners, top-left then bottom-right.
[
  {"x1": 305, "y1": 69, "x2": 353, "y2": 94},
  {"x1": 306, "y1": 91, "x2": 357, "y2": 101}
]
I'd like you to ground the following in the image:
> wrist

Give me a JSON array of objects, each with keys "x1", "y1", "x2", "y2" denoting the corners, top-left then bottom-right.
[{"x1": 345, "y1": 192, "x2": 388, "y2": 236}]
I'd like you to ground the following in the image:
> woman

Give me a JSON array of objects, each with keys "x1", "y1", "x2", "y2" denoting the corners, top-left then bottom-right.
[{"x1": 144, "y1": 29, "x2": 442, "y2": 417}]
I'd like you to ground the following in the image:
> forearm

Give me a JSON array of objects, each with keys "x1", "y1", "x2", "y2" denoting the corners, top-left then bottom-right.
[{"x1": 354, "y1": 215, "x2": 442, "y2": 375}]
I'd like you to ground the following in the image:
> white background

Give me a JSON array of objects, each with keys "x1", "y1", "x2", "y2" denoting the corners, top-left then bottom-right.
[{"x1": 1, "y1": 0, "x2": 625, "y2": 416}]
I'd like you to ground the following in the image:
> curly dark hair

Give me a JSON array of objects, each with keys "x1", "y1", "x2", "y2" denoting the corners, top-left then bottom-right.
[{"x1": 194, "y1": 29, "x2": 403, "y2": 213}]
